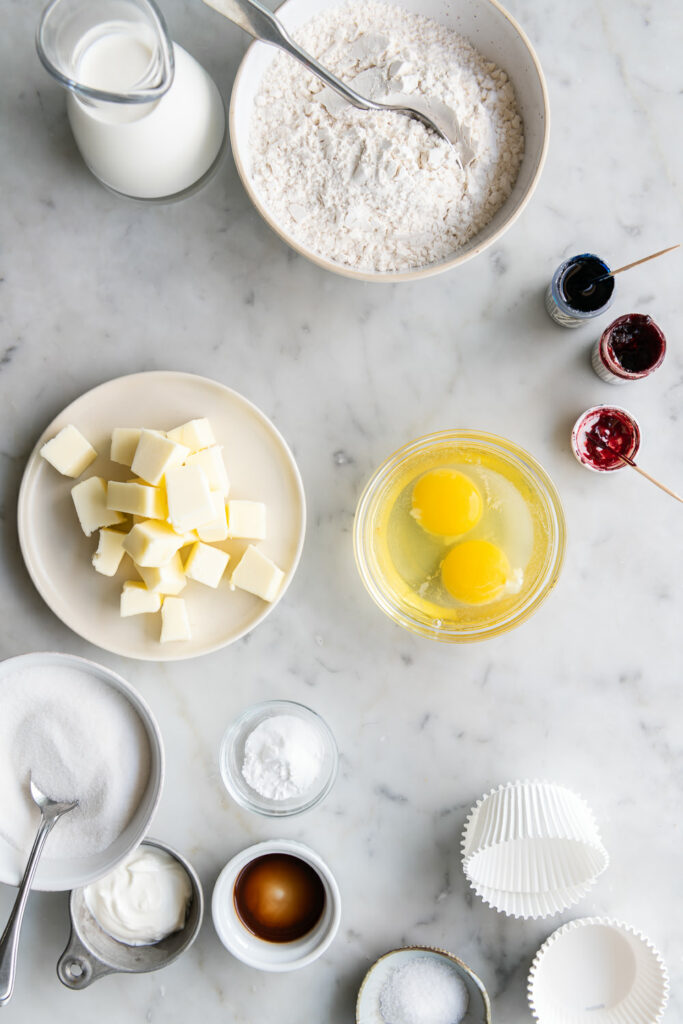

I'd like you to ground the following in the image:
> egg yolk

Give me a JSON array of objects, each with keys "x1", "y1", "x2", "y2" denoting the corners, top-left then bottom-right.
[
  {"x1": 411, "y1": 469, "x2": 483, "y2": 537},
  {"x1": 441, "y1": 539, "x2": 511, "y2": 605}
]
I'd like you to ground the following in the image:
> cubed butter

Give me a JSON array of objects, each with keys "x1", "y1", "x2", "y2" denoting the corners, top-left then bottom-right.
[
  {"x1": 226, "y1": 500, "x2": 266, "y2": 540},
  {"x1": 166, "y1": 418, "x2": 216, "y2": 452},
  {"x1": 122, "y1": 520, "x2": 185, "y2": 567},
  {"x1": 184, "y1": 446, "x2": 230, "y2": 495},
  {"x1": 72, "y1": 477, "x2": 126, "y2": 537},
  {"x1": 165, "y1": 465, "x2": 215, "y2": 533},
  {"x1": 184, "y1": 541, "x2": 230, "y2": 588},
  {"x1": 231, "y1": 544, "x2": 284, "y2": 602},
  {"x1": 92, "y1": 528, "x2": 128, "y2": 576},
  {"x1": 107, "y1": 481, "x2": 168, "y2": 519},
  {"x1": 136, "y1": 552, "x2": 186, "y2": 595},
  {"x1": 110, "y1": 428, "x2": 142, "y2": 467},
  {"x1": 120, "y1": 580, "x2": 162, "y2": 616},
  {"x1": 160, "y1": 596, "x2": 191, "y2": 642},
  {"x1": 40, "y1": 425, "x2": 97, "y2": 478},
  {"x1": 131, "y1": 430, "x2": 190, "y2": 486},
  {"x1": 197, "y1": 492, "x2": 228, "y2": 542}
]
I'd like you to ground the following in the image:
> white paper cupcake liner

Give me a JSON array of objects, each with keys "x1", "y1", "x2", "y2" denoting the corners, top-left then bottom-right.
[
  {"x1": 461, "y1": 780, "x2": 609, "y2": 919},
  {"x1": 528, "y1": 917, "x2": 669, "y2": 1024}
]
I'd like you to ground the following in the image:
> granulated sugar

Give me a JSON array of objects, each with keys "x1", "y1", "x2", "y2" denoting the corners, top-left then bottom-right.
[
  {"x1": 249, "y1": 1, "x2": 524, "y2": 272},
  {"x1": 0, "y1": 662, "x2": 151, "y2": 858}
]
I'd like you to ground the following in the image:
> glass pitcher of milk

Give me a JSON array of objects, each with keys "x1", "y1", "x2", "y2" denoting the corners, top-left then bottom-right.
[{"x1": 37, "y1": 0, "x2": 226, "y2": 200}]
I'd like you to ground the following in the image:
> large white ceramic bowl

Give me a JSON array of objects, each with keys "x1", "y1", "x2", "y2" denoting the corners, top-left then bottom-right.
[
  {"x1": 0, "y1": 652, "x2": 164, "y2": 892},
  {"x1": 230, "y1": 0, "x2": 549, "y2": 281}
]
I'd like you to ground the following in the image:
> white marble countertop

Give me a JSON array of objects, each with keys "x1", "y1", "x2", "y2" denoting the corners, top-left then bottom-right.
[{"x1": 1, "y1": 0, "x2": 682, "y2": 1020}]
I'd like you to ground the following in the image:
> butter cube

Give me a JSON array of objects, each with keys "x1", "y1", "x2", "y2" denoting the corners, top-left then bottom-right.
[
  {"x1": 92, "y1": 528, "x2": 127, "y2": 576},
  {"x1": 165, "y1": 465, "x2": 215, "y2": 533},
  {"x1": 110, "y1": 428, "x2": 142, "y2": 467},
  {"x1": 184, "y1": 541, "x2": 230, "y2": 588},
  {"x1": 226, "y1": 501, "x2": 266, "y2": 540},
  {"x1": 231, "y1": 544, "x2": 284, "y2": 602},
  {"x1": 107, "y1": 481, "x2": 168, "y2": 519},
  {"x1": 41, "y1": 425, "x2": 97, "y2": 478},
  {"x1": 136, "y1": 553, "x2": 186, "y2": 595},
  {"x1": 131, "y1": 430, "x2": 190, "y2": 486},
  {"x1": 184, "y1": 446, "x2": 230, "y2": 495},
  {"x1": 120, "y1": 580, "x2": 162, "y2": 616},
  {"x1": 72, "y1": 477, "x2": 126, "y2": 537},
  {"x1": 122, "y1": 520, "x2": 185, "y2": 567},
  {"x1": 160, "y1": 597, "x2": 191, "y2": 642},
  {"x1": 167, "y1": 418, "x2": 216, "y2": 452},
  {"x1": 197, "y1": 492, "x2": 228, "y2": 543}
]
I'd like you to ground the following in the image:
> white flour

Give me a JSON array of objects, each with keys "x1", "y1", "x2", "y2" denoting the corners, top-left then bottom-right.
[{"x1": 249, "y1": 1, "x2": 524, "y2": 272}]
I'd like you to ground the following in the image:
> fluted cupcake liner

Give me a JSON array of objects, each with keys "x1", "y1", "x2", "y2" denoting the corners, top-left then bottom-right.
[
  {"x1": 461, "y1": 780, "x2": 609, "y2": 919},
  {"x1": 528, "y1": 917, "x2": 669, "y2": 1024}
]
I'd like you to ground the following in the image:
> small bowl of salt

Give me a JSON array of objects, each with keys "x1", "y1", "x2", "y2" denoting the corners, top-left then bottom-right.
[
  {"x1": 356, "y1": 946, "x2": 491, "y2": 1024},
  {"x1": 219, "y1": 700, "x2": 338, "y2": 817}
]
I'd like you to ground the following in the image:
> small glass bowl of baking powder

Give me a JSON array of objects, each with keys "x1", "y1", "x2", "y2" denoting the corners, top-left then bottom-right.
[{"x1": 220, "y1": 700, "x2": 338, "y2": 817}]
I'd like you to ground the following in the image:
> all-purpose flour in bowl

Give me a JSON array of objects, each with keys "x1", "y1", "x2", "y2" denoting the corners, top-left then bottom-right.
[
  {"x1": 0, "y1": 661, "x2": 151, "y2": 860},
  {"x1": 249, "y1": 1, "x2": 524, "y2": 272}
]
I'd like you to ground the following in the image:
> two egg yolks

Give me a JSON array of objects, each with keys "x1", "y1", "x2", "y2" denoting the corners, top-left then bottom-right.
[{"x1": 410, "y1": 469, "x2": 511, "y2": 605}]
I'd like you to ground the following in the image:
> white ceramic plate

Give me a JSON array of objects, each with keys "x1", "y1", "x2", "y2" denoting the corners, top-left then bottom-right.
[
  {"x1": 230, "y1": 0, "x2": 550, "y2": 282},
  {"x1": 0, "y1": 652, "x2": 164, "y2": 891},
  {"x1": 18, "y1": 372, "x2": 306, "y2": 660}
]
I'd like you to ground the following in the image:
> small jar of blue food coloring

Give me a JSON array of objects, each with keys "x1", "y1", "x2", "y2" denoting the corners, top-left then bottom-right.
[{"x1": 545, "y1": 253, "x2": 615, "y2": 328}]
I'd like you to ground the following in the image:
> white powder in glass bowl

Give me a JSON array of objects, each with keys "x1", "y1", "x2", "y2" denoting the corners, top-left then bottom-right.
[{"x1": 249, "y1": 1, "x2": 524, "y2": 272}]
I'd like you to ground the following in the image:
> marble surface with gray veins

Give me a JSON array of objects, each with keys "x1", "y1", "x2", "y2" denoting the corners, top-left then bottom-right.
[{"x1": 1, "y1": 0, "x2": 682, "y2": 1021}]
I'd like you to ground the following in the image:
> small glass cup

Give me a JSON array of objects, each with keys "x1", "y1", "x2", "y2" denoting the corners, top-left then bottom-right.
[
  {"x1": 591, "y1": 313, "x2": 666, "y2": 384},
  {"x1": 545, "y1": 253, "x2": 615, "y2": 328},
  {"x1": 220, "y1": 700, "x2": 338, "y2": 817}
]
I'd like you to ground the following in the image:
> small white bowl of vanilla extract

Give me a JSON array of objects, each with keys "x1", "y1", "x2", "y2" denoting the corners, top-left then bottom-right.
[{"x1": 211, "y1": 839, "x2": 341, "y2": 971}]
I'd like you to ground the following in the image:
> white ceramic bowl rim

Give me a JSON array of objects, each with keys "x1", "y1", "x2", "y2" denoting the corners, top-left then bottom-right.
[
  {"x1": 211, "y1": 839, "x2": 341, "y2": 971},
  {"x1": 229, "y1": 0, "x2": 550, "y2": 282},
  {"x1": 0, "y1": 651, "x2": 165, "y2": 892}
]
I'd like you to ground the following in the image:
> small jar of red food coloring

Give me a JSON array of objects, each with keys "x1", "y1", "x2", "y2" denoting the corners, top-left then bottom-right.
[
  {"x1": 545, "y1": 253, "x2": 615, "y2": 328},
  {"x1": 591, "y1": 313, "x2": 666, "y2": 384},
  {"x1": 571, "y1": 405, "x2": 641, "y2": 472}
]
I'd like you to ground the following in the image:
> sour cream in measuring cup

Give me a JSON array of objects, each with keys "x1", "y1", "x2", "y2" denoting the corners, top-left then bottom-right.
[{"x1": 84, "y1": 845, "x2": 192, "y2": 945}]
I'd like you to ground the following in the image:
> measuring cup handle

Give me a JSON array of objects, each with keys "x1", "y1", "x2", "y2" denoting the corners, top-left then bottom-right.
[{"x1": 57, "y1": 928, "x2": 112, "y2": 989}]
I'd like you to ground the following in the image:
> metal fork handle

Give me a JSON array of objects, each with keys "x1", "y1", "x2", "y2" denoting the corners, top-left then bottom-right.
[
  {"x1": 202, "y1": 0, "x2": 384, "y2": 112},
  {"x1": 0, "y1": 816, "x2": 57, "y2": 1007}
]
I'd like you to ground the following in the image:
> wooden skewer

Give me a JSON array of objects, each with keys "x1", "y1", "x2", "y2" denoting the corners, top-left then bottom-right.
[
  {"x1": 581, "y1": 244, "x2": 680, "y2": 293},
  {"x1": 617, "y1": 453, "x2": 683, "y2": 504},
  {"x1": 608, "y1": 243, "x2": 680, "y2": 279}
]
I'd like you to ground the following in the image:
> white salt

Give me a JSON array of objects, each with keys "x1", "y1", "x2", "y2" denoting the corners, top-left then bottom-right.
[
  {"x1": 0, "y1": 663, "x2": 151, "y2": 858},
  {"x1": 379, "y1": 956, "x2": 469, "y2": 1024}
]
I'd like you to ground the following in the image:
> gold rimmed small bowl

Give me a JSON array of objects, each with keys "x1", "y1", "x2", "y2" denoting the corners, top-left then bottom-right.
[
  {"x1": 353, "y1": 430, "x2": 566, "y2": 642},
  {"x1": 356, "y1": 945, "x2": 492, "y2": 1024}
]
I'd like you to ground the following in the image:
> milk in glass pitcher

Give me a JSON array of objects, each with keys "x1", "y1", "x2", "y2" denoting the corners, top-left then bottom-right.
[{"x1": 37, "y1": 0, "x2": 226, "y2": 199}]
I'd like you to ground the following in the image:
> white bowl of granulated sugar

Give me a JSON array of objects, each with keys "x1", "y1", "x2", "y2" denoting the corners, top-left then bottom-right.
[
  {"x1": 0, "y1": 652, "x2": 164, "y2": 892},
  {"x1": 228, "y1": 0, "x2": 549, "y2": 281}
]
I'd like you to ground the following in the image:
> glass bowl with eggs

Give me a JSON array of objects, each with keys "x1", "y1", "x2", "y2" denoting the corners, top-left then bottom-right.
[{"x1": 354, "y1": 431, "x2": 565, "y2": 642}]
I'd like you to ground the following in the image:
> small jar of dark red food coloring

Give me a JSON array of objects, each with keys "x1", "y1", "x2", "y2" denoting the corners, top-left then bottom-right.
[
  {"x1": 545, "y1": 253, "x2": 615, "y2": 328},
  {"x1": 591, "y1": 313, "x2": 666, "y2": 384},
  {"x1": 571, "y1": 405, "x2": 641, "y2": 473}
]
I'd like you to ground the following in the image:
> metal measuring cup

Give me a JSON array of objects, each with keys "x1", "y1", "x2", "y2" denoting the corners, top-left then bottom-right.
[{"x1": 57, "y1": 839, "x2": 203, "y2": 989}]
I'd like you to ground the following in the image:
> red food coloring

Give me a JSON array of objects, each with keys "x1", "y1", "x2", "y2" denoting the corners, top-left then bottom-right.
[
  {"x1": 605, "y1": 314, "x2": 666, "y2": 375},
  {"x1": 576, "y1": 407, "x2": 639, "y2": 470}
]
